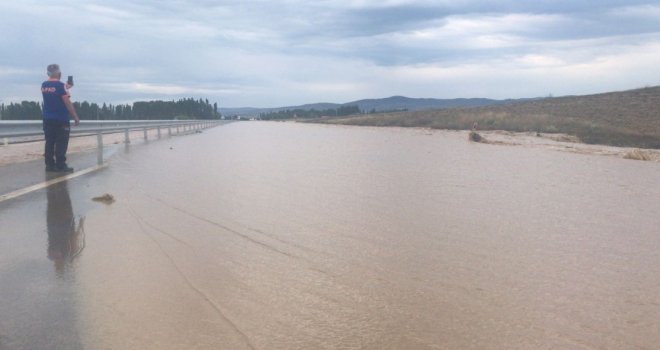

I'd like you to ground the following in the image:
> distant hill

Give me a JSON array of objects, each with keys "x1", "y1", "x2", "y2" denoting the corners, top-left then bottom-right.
[
  {"x1": 308, "y1": 86, "x2": 660, "y2": 149},
  {"x1": 345, "y1": 96, "x2": 513, "y2": 112},
  {"x1": 218, "y1": 96, "x2": 525, "y2": 117},
  {"x1": 216, "y1": 107, "x2": 264, "y2": 117}
]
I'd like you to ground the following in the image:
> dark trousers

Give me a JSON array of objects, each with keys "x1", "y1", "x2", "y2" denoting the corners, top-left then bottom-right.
[{"x1": 43, "y1": 119, "x2": 71, "y2": 167}]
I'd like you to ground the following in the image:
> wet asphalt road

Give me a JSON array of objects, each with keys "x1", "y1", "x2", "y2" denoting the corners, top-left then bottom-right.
[
  {"x1": 1, "y1": 122, "x2": 659, "y2": 350},
  {"x1": 0, "y1": 150, "x2": 99, "y2": 196},
  {"x1": 0, "y1": 165, "x2": 98, "y2": 349}
]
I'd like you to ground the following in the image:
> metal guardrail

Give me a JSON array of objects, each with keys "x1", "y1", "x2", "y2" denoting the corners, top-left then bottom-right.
[
  {"x1": 0, "y1": 120, "x2": 225, "y2": 165},
  {"x1": 0, "y1": 120, "x2": 220, "y2": 138}
]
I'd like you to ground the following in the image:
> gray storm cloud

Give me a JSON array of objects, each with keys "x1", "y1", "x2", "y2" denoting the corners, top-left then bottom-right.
[{"x1": 1, "y1": 0, "x2": 659, "y2": 107}]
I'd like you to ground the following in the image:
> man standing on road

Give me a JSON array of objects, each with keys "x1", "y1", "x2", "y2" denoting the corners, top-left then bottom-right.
[{"x1": 42, "y1": 64, "x2": 80, "y2": 172}]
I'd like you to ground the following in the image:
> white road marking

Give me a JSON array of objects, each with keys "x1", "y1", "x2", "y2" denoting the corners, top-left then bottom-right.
[{"x1": 0, "y1": 164, "x2": 107, "y2": 203}]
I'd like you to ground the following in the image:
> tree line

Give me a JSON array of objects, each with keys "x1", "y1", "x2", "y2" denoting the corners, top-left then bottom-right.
[
  {"x1": 0, "y1": 98, "x2": 221, "y2": 120},
  {"x1": 259, "y1": 105, "x2": 361, "y2": 120}
]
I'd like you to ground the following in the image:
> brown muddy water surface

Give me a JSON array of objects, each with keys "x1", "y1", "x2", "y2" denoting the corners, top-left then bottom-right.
[{"x1": 1, "y1": 122, "x2": 659, "y2": 349}]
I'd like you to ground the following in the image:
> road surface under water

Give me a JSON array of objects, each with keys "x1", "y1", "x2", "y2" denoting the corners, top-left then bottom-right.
[{"x1": 1, "y1": 122, "x2": 659, "y2": 349}]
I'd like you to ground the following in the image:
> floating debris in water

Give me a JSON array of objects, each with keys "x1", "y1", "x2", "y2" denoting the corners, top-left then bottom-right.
[
  {"x1": 92, "y1": 193, "x2": 115, "y2": 204},
  {"x1": 623, "y1": 149, "x2": 651, "y2": 161},
  {"x1": 469, "y1": 131, "x2": 483, "y2": 142}
]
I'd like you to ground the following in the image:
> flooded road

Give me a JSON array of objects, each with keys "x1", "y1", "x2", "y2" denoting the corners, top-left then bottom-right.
[{"x1": 1, "y1": 122, "x2": 659, "y2": 349}]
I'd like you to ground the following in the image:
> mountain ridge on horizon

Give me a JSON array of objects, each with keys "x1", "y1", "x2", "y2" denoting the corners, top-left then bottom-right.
[
  {"x1": 219, "y1": 85, "x2": 660, "y2": 119},
  {"x1": 218, "y1": 95, "x2": 541, "y2": 117}
]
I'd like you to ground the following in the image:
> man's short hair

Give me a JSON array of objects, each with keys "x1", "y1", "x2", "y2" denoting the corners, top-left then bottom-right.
[{"x1": 47, "y1": 64, "x2": 61, "y2": 77}]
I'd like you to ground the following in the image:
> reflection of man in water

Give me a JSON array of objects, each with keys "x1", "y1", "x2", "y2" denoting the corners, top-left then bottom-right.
[{"x1": 46, "y1": 181, "x2": 85, "y2": 275}]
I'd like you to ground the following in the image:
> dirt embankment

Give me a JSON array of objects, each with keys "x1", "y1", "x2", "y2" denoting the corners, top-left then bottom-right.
[
  {"x1": 307, "y1": 86, "x2": 660, "y2": 150},
  {"x1": 467, "y1": 130, "x2": 660, "y2": 162}
]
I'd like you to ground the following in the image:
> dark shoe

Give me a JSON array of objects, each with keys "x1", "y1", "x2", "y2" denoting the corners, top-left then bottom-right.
[
  {"x1": 46, "y1": 165, "x2": 58, "y2": 172},
  {"x1": 55, "y1": 165, "x2": 74, "y2": 173}
]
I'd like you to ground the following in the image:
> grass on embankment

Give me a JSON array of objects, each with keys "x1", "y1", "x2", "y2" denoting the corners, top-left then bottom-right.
[{"x1": 306, "y1": 87, "x2": 660, "y2": 149}]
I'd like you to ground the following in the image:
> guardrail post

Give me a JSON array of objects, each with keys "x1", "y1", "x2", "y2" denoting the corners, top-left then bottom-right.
[
  {"x1": 168, "y1": 126, "x2": 172, "y2": 137},
  {"x1": 176, "y1": 126, "x2": 180, "y2": 135},
  {"x1": 96, "y1": 131, "x2": 104, "y2": 165},
  {"x1": 2, "y1": 138, "x2": 8, "y2": 146},
  {"x1": 124, "y1": 129, "x2": 130, "y2": 144},
  {"x1": 157, "y1": 126, "x2": 161, "y2": 139},
  {"x1": 143, "y1": 128, "x2": 148, "y2": 141}
]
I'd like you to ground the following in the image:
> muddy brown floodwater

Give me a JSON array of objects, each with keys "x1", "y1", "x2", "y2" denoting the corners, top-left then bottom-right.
[{"x1": 1, "y1": 122, "x2": 659, "y2": 349}]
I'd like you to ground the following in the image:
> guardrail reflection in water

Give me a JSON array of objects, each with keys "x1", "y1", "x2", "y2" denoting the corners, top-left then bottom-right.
[{"x1": 0, "y1": 120, "x2": 223, "y2": 165}]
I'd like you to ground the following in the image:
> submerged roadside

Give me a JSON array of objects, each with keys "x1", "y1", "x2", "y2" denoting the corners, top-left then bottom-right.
[
  {"x1": 301, "y1": 119, "x2": 660, "y2": 162},
  {"x1": 0, "y1": 128, "x2": 165, "y2": 167}
]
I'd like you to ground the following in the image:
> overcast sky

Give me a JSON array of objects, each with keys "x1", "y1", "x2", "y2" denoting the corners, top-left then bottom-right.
[{"x1": 1, "y1": 0, "x2": 660, "y2": 107}]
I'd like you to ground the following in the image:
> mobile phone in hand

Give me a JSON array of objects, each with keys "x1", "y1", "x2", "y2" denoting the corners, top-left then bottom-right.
[{"x1": 67, "y1": 75, "x2": 74, "y2": 87}]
